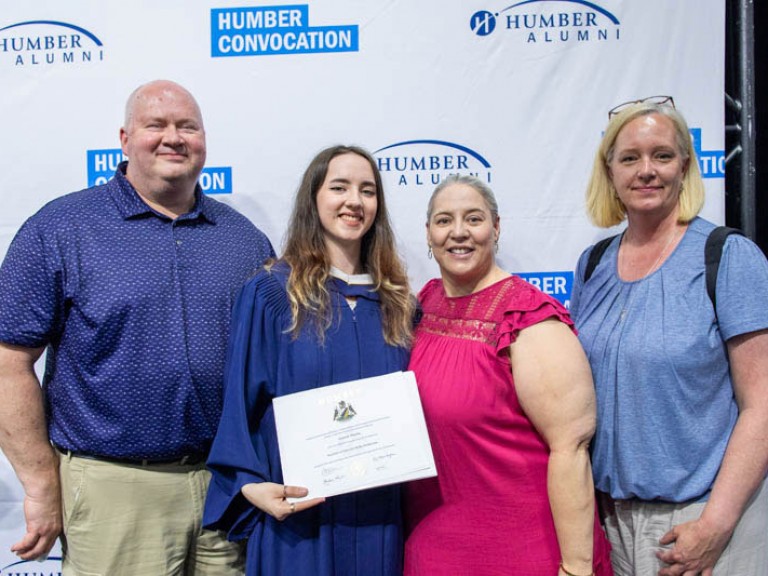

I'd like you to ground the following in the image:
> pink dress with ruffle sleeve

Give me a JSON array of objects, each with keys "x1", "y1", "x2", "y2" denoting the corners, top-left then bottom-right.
[{"x1": 404, "y1": 276, "x2": 612, "y2": 576}]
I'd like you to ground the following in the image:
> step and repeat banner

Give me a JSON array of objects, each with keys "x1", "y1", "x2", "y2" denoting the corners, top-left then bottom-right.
[{"x1": 0, "y1": 1, "x2": 724, "y2": 573}]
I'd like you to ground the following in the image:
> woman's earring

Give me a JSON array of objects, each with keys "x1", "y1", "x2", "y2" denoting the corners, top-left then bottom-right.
[
  {"x1": 428, "y1": 246, "x2": 433, "y2": 260},
  {"x1": 495, "y1": 240, "x2": 499, "y2": 254}
]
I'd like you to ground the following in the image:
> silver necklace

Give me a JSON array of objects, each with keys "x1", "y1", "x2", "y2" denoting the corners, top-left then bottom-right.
[{"x1": 619, "y1": 227, "x2": 681, "y2": 321}]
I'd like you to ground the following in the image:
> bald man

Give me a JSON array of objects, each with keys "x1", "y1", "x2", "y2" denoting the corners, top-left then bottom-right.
[{"x1": 0, "y1": 80, "x2": 274, "y2": 575}]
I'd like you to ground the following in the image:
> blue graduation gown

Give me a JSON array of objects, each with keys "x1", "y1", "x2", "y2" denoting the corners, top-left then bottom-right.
[{"x1": 204, "y1": 263, "x2": 408, "y2": 576}]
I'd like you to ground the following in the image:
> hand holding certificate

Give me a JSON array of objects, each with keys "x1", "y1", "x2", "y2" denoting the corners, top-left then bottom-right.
[{"x1": 273, "y1": 371, "x2": 436, "y2": 500}]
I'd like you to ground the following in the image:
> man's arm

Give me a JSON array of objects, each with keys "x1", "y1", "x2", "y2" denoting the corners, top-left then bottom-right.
[{"x1": 0, "y1": 341, "x2": 61, "y2": 559}]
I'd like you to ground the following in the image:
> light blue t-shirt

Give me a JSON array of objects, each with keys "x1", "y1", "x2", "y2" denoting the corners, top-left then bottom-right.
[{"x1": 571, "y1": 217, "x2": 768, "y2": 502}]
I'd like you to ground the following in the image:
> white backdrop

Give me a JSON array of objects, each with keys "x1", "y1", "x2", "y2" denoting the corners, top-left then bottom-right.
[{"x1": 0, "y1": 1, "x2": 725, "y2": 573}]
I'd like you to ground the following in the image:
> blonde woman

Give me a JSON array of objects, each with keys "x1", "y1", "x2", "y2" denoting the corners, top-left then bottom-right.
[{"x1": 572, "y1": 97, "x2": 768, "y2": 575}]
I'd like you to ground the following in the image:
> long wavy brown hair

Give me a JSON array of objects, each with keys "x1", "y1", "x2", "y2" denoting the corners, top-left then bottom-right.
[{"x1": 274, "y1": 145, "x2": 413, "y2": 347}]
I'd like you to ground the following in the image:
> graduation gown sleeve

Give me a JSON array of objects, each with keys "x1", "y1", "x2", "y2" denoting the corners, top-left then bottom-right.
[{"x1": 203, "y1": 269, "x2": 286, "y2": 540}]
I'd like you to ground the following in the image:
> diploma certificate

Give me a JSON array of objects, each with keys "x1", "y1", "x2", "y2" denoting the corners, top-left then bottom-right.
[{"x1": 273, "y1": 371, "x2": 436, "y2": 499}]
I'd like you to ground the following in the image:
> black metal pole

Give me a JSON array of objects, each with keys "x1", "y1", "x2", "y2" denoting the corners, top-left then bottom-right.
[{"x1": 738, "y1": 0, "x2": 756, "y2": 238}]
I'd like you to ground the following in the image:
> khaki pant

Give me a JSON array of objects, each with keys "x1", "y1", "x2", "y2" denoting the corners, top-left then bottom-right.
[
  {"x1": 600, "y1": 479, "x2": 768, "y2": 575},
  {"x1": 59, "y1": 452, "x2": 244, "y2": 576}
]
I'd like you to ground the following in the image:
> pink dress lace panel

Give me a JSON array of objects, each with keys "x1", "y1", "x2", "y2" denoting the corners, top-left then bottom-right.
[{"x1": 404, "y1": 276, "x2": 612, "y2": 576}]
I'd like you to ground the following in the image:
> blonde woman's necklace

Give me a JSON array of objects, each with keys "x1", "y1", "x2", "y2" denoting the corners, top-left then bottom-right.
[{"x1": 619, "y1": 226, "x2": 681, "y2": 321}]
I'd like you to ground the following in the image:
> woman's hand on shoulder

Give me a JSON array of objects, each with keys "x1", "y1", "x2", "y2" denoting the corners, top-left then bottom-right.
[{"x1": 241, "y1": 482, "x2": 325, "y2": 521}]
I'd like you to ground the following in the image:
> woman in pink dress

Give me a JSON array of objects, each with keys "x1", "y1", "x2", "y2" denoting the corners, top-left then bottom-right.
[{"x1": 404, "y1": 175, "x2": 612, "y2": 576}]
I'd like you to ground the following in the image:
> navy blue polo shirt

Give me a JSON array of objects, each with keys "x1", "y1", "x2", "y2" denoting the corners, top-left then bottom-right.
[{"x1": 0, "y1": 163, "x2": 274, "y2": 459}]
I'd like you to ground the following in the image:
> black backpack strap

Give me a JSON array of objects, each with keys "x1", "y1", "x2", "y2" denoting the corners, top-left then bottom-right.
[
  {"x1": 705, "y1": 226, "x2": 743, "y2": 312},
  {"x1": 584, "y1": 235, "x2": 618, "y2": 283}
]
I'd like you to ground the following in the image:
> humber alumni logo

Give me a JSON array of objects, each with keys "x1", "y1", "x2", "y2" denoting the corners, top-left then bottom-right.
[
  {"x1": 0, "y1": 20, "x2": 104, "y2": 67},
  {"x1": 1, "y1": 556, "x2": 62, "y2": 575},
  {"x1": 470, "y1": 0, "x2": 620, "y2": 45},
  {"x1": 374, "y1": 140, "x2": 492, "y2": 188}
]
